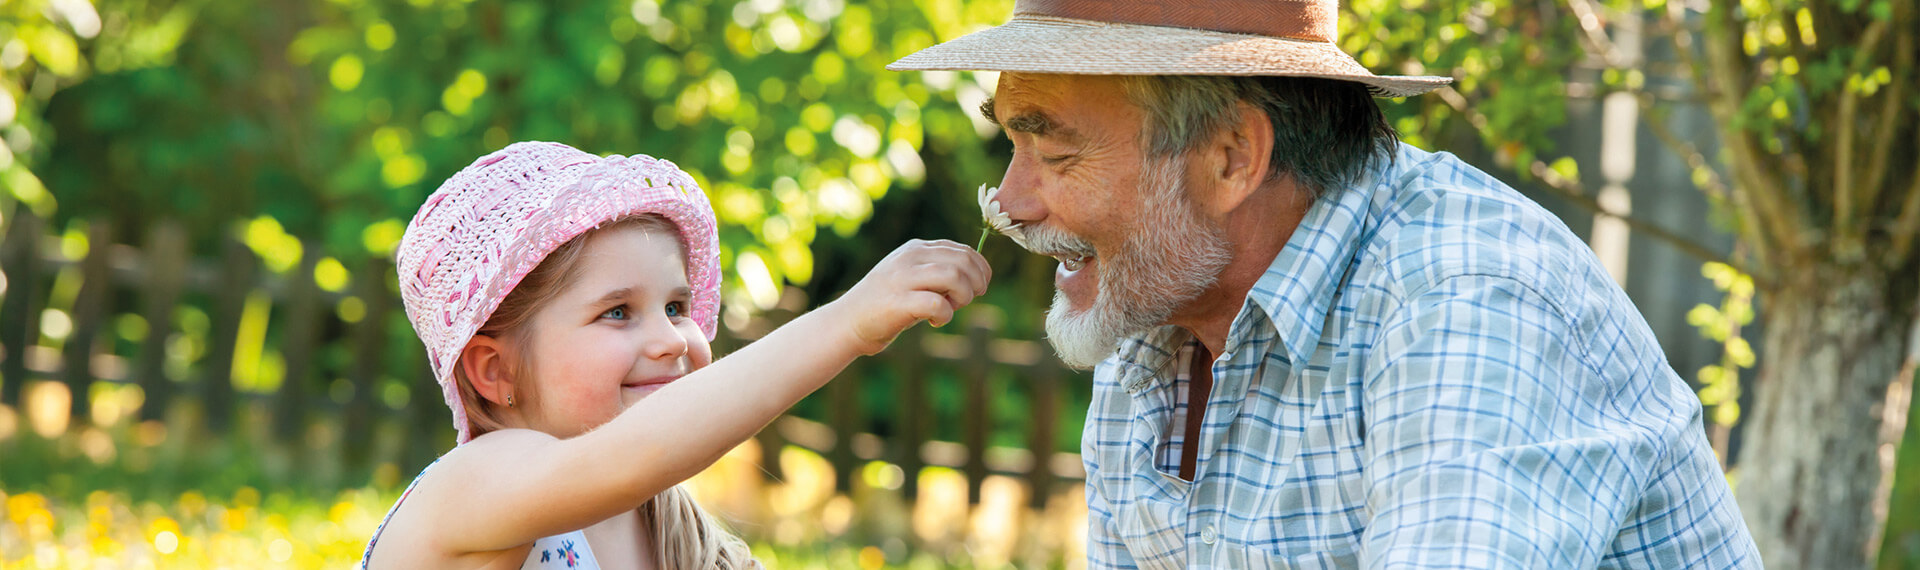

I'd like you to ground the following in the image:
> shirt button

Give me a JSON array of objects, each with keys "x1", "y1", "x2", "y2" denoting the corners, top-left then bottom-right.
[{"x1": 1201, "y1": 525, "x2": 1218, "y2": 545}]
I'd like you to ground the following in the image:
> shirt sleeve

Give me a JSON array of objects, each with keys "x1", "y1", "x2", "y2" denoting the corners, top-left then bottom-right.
[{"x1": 1358, "y1": 273, "x2": 1659, "y2": 569}]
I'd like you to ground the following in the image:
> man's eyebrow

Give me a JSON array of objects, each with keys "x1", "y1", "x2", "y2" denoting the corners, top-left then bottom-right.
[
  {"x1": 980, "y1": 97, "x2": 1070, "y2": 140},
  {"x1": 1005, "y1": 112, "x2": 1057, "y2": 136}
]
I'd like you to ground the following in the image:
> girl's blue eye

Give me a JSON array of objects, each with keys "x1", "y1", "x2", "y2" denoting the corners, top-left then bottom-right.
[
  {"x1": 665, "y1": 301, "x2": 686, "y2": 318},
  {"x1": 601, "y1": 306, "x2": 628, "y2": 320}
]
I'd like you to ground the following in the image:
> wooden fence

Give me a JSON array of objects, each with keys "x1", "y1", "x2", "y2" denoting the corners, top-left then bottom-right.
[{"x1": 0, "y1": 212, "x2": 1086, "y2": 506}]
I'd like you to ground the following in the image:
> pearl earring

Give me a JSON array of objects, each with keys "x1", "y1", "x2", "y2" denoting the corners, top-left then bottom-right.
[{"x1": 506, "y1": 394, "x2": 515, "y2": 407}]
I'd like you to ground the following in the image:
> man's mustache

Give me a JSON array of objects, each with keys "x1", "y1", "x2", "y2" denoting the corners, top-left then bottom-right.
[{"x1": 1014, "y1": 223, "x2": 1097, "y2": 261}]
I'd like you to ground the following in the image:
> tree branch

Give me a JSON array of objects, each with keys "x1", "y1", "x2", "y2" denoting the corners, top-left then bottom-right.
[
  {"x1": 1701, "y1": 0, "x2": 1806, "y2": 263},
  {"x1": 1525, "y1": 158, "x2": 1736, "y2": 269},
  {"x1": 1564, "y1": 0, "x2": 1624, "y2": 66},
  {"x1": 1432, "y1": 86, "x2": 1738, "y2": 271},
  {"x1": 1635, "y1": 94, "x2": 1771, "y2": 278},
  {"x1": 1860, "y1": 18, "x2": 1913, "y2": 214},
  {"x1": 1781, "y1": 4, "x2": 1814, "y2": 67},
  {"x1": 1887, "y1": 142, "x2": 1920, "y2": 264},
  {"x1": 1832, "y1": 19, "x2": 1889, "y2": 244},
  {"x1": 1634, "y1": 95, "x2": 1733, "y2": 203},
  {"x1": 1658, "y1": 0, "x2": 1713, "y2": 99}
]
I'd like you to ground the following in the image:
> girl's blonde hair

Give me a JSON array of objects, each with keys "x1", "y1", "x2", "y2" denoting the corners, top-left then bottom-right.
[{"x1": 452, "y1": 214, "x2": 759, "y2": 568}]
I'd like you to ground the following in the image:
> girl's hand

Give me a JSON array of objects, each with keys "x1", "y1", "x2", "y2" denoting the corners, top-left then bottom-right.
[{"x1": 829, "y1": 239, "x2": 992, "y2": 355}]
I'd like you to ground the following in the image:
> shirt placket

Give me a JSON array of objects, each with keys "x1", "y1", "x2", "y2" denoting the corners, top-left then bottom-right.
[
  {"x1": 1187, "y1": 342, "x2": 1262, "y2": 567},
  {"x1": 1116, "y1": 364, "x2": 1194, "y2": 569}
]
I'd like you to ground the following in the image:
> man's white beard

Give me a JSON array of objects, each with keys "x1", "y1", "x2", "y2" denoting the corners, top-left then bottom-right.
[{"x1": 1041, "y1": 155, "x2": 1233, "y2": 369}]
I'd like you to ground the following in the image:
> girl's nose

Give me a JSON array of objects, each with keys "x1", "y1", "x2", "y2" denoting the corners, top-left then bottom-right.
[{"x1": 639, "y1": 314, "x2": 689, "y2": 361}]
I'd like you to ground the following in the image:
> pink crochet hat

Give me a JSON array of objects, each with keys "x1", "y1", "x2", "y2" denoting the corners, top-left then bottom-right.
[{"x1": 395, "y1": 141, "x2": 722, "y2": 444}]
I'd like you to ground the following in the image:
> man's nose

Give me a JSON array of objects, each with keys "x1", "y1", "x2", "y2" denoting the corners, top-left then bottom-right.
[{"x1": 996, "y1": 154, "x2": 1046, "y2": 226}]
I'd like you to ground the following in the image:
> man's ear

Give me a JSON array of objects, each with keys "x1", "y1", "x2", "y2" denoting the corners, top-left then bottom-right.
[
  {"x1": 1198, "y1": 99, "x2": 1274, "y2": 217},
  {"x1": 460, "y1": 335, "x2": 515, "y2": 406}
]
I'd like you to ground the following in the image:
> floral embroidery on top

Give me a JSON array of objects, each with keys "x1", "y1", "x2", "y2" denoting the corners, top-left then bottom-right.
[{"x1": 539, "y1": 540, "x2": 582, "y2": 568}]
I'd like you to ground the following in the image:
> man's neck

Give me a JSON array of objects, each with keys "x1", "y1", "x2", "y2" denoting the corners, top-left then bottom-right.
[{"x1": 1171, "y1": 180, "x2": 1311, "y2": 355}]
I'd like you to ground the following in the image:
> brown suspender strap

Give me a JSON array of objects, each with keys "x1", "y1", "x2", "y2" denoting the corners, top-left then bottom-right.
[{"x1": 1013, "y1": 0, "x2": 1338, "y2": 42}]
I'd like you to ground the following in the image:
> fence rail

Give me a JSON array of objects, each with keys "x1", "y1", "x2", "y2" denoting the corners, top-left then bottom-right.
[{"x1": 0, "y1": 212, "x2": 1085, "y2": 507}]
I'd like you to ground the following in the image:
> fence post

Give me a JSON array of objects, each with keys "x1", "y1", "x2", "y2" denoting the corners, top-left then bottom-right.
[
  {"x1": 0, "y1": 211, "x2": 44, "y2": 408},
  {"x1": 829, "y1": 357, "x2": 862, "y2": 493},
  {"x1": 1025, "y1": 357, "x2": 1061, "y2": 509},
  {"x1": 963, "y1": 316, "x2": 993, "y2": 505},
  {"x1": 736, "y1": 309, "x2": 785, "y2": 481},
  {"x1": 755, "y1": 413, "x2": 787, "y2": 482},
  {"x1": 342, "y1": 258, "x2": 391, "y2": 471},
  {"x1": 135, "y1": 222, "x2": 188, "y2": 422},
  {"x1": 62, "y1": 222, "x2": 114, "y2": 421},
  {"x1": 271, "y1": 243, "x2": 323, "y2": 443},
  {"x1": 405, "y1": 365, "x2": 447, "y2": 475},
  {"x1": 203, "y1": 234, "x2": 253, "y2": 434},
  {"x1": 895, "y1": 328, "x2": 928, "y2": 500}
]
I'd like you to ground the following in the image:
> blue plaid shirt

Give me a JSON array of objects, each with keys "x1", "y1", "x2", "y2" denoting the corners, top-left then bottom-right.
[{"x1": 1082, "y1": 144, "x2": 1760, "y2": 569}]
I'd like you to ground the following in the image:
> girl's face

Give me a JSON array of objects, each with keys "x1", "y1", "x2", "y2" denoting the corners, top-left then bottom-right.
[{"x1": 517, "y1": 224, "x2": 712, "y2": 438}]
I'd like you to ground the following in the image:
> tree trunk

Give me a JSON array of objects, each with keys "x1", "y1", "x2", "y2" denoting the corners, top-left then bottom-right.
[{"x1": 1738, "y1": 267, "x2": 1916, "y2": 568}]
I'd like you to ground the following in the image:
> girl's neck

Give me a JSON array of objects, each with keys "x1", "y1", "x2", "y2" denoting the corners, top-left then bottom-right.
[{"x1": 581, "y1": 507, "x2": 656, "y2": 570}]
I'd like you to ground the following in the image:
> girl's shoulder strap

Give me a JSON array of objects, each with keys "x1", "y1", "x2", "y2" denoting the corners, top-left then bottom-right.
[{"x1": 358, "y1": 457, "x2": 445, "y2": 569}]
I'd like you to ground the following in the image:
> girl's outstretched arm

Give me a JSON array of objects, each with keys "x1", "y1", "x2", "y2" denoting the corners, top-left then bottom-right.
[{"x1": 414, "y1": 239, "x2": 989, "y2": 556}]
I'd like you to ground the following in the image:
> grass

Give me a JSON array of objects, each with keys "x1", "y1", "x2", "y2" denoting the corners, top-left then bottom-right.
[{"x1": 0, "y1": 386, "x2": 1086, "y2": 569}]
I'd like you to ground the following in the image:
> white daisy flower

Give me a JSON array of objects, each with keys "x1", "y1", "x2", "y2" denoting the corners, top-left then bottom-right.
[{"x1": 977, "y1": 184, "x2": 1026, "y2": 248}]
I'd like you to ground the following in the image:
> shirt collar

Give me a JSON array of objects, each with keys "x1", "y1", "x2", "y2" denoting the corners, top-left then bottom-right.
[
  {"x1": 1107, "y1": 325, "x2": 1192, "y2": 392},
  {"x1": 1240, "y1": 144, "x2": 1406, "y2": 364}
]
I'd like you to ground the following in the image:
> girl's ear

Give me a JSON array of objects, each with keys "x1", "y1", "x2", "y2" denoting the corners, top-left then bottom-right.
[{"x1": 460, "y1": 335, "x2": 515, "y2": 406}]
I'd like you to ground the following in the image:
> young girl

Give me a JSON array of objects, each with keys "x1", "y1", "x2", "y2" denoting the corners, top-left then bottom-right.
[{"x1": 360, "y1": 141, "x2": 990, "y2": 569}]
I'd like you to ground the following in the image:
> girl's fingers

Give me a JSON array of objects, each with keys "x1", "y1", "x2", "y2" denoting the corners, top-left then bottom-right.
[
  {"x1": 908, "y1": 263, "x2": 979, "y2": 310},
  {"x1": 911, "y1": 290, "x2": 956, "y2": 328},
  {"x1": 905, "y1": 240, "x2": 992, "y2": 295}
]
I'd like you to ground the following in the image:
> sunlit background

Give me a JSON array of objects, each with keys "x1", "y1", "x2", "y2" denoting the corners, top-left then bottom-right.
[{"x1": 1, "y1": 0, "x2": 1917, "y2": 568}]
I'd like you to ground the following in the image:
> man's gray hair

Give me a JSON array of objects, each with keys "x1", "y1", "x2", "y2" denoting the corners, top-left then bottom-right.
[{"x1": 1118, "y1": 76, "x2": 1397, "y2": 201}]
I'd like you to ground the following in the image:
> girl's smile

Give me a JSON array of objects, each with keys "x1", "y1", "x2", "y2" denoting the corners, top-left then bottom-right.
[{"x1": 621, "y1": 375, "x2": 682, "y2": 398}]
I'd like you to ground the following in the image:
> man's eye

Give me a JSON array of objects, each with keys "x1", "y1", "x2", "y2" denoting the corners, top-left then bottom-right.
[
  {"x1": 665, "y1": 301, "x2": 687, "y2": 318},
  {"x1": 600, "y1": 305, "x2": 628, "y2": 320},
  {"x1": 1040, "y1": 153, "x2": 1073, "y2": 165}
]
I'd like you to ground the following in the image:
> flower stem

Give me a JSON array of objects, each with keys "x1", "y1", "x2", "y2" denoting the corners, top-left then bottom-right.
[{"x1": 976, "y1": 227, "x2": 989, "y2": 250}]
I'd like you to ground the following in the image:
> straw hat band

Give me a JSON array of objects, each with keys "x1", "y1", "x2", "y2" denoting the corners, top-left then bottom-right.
[{"x1": 1014, "y1": 0, "x2": 1336, "y2": 42}]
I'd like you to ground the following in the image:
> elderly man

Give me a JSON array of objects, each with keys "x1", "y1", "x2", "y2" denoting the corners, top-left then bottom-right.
[{"x1": 891, "y1": 1, "x2": 1760, "y2": 568}]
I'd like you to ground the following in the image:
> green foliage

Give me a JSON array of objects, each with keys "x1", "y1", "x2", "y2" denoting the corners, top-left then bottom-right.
[
  {"x1": 1688, "y1": 262, "x2": 1756, "y2": 428},
  {"x1": 20, "y1": 0, "x2": 1016, "y2": 322},
  {"x1": 1344, "y1": 0, "x2": 1585, "y2": 164}
]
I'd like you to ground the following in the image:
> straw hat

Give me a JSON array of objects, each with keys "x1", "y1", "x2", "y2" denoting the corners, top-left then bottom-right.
[{"x1": 886, "y1": 0, "x2": 1451, "y2": 97}]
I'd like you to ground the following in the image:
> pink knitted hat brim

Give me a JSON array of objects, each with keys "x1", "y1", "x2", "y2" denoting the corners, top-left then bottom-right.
[{"x1": 395, "y1": 142, "x2": 722, "y2": 444}]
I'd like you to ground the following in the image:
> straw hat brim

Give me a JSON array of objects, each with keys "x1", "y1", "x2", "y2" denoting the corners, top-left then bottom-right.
[{"x1": 887, "y1": 15, "x2": 1451, "y2": 98}]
